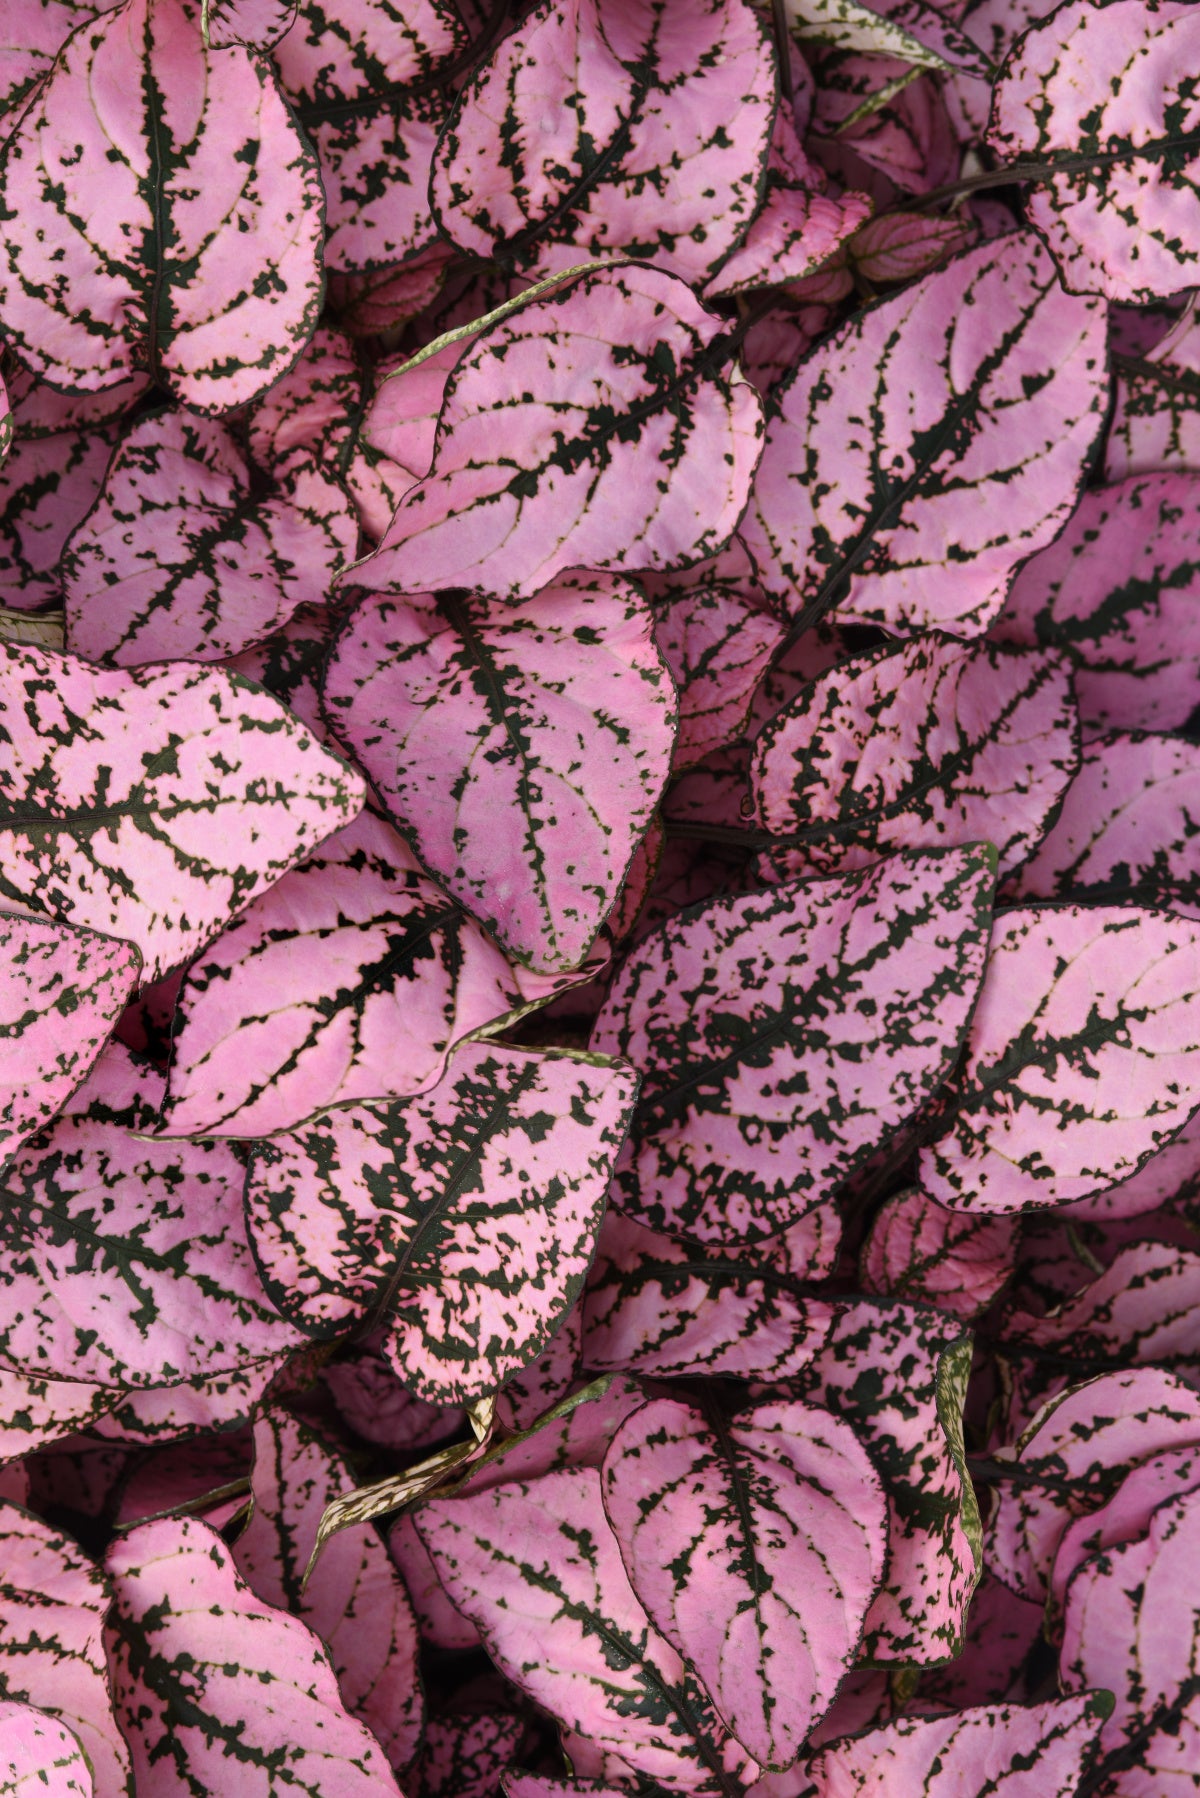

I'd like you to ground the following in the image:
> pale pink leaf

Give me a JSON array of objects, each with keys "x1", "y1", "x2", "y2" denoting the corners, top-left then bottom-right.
[
  {"x1": 361, "y1": 343, "x2": 460, "y2": 488},
  {"x1": 601, "y1": 1397, "x2": 887, "y2": 1770},
  {"x1": 0, "y1": 1699, "x2": 93, "y2": 1797},
  {"x1": 1051, "y1": 1443, "x2": 1200, "y2": 1630},
  {"x1": 355, "y1": 264, "x2": 764, "y2": 602},
  {"x1": 388, "y1": 1514, "x2": 482, "y2": 1652},
  {"x1": 0, "y1": 0, "x2": 324, "y2": 410},
  {"x1": 919, "y1": 904, "x2": 1200, "y2": 1212},
  {"x1": 105, "y1": 1516, "x2": 404, "y2": 1796},
  {"x1": 89, "y1": 1360, "x2": 295, "y2": 1446},
  {"x1": 414, "y1": 1712, "x2": 525, "y2": 1798},
  {"x1": 245, "y1": 326, "x2": 362, "y2": 482},
  {"x1": 916, "y1": 1568, "x2": 1046, "y2": 1709},
  {"x1": 591, "y1": 844, "x2": 995, "y2": 1242},
  {"x1": 0, "y1": 426, "x2": 118, "y2": 614},
  {"x1": 860, "y1": 1187, "x2": 1017, "y2": 1319},
  {"x1": 1106, "y1": 317, "x2": 1200, "y2": 480},
  {"x1": 1007, "y1": 1242, "x2": 1200, "y2": 1373},
  {"x1": 943, "y1": 0, "x2": 1054, "y2": 139},
  {"x1": 204, "y1": 0, "x2": 296, "y2": 47},
  {"x1": 740, "y1": 232, "x2": 1108, "y2": 636},
  {"x1": 1067, "y1": 1108, "x2": 1200, "y2": 1220},
  {"x1": 0, "y1": 1, "x2": 112, "y2": 124},
  {"x1": 323, "y1": 578, "x2": 676, "y2": 973},
  {"x1": 987, "y1": 0, "x2": 1200, "y2": 302},
  {"x1": 223, "y1": 601, "x2": 334, "y2": 743}
]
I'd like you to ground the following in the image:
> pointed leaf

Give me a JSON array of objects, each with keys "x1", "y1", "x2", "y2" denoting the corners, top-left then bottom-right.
[
  {"x1": 105, "y1": 1516, "x2": 404, "y2": 1796},
  {"x1": 779, "y1": 0, "x2": 993, "y2": 75},
  {"x1": 591, "y1": 844, "x2": 995, "y2": 1243},
  {"x1": 987, "y1": 0, "x2": 1200, "y2": 302},
  {"x1": 860, "y1": 1187, "x2": 1017, "y2": 1319},
  {"x1": 601, "y1": 1397, "x2": 887, "y2": 1770},
  {"x1": 740, "y1": 232, "x2": 1108, "y2": 636},
  {"x1": 919, "y1": 903, "x2": 1200, "y2": 1212},
  {"x1": 0, "y1": 0, "x2": 324, "y2": 410},
  {"x1": 355, "y1": 264, "x2": 764, "y2": 602},
  {"x1": 0, "y1": 1700, "x2": 92, "y2": 1797},
  {"x1": 323, "y1": 578, "x2": 676, "y2": 973},
  {"x1": 750, "y1": 637, "x2": 1077, "y2": 879},
  {"x1": 0, "y1": 643, "x2": 363, "y2": 983}
]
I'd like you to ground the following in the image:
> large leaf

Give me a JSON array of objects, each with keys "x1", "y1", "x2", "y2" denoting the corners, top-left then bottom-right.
[
  {"x1": 0, "y1": 643, "x2": 363, "y2": 983},
  {"x1": 0, "y1": 913, "x2": 139, "y2": 1165},
  {"x1": 591, "y1": 844, "x2": 995, "y2": 1243},
  {"x1": 992, "y1": 472, "x2": 1200, "y2": 735},
  {"x1": 233, "y1": 1408, "x2": 423, "y2": 1773},
  {"x1": 430, "y1": 0, "x2": 775, "y2": 286},
  {"x1": 161, "y1": 810, "x2": 593, "y2": 1137},
  {"x1": 0, "y1": 1700, "x2": 92, "y2": 1797},
  {"x1": 601, "y1": 1396, "x2": 887, "y2": 1770},
  {"x1": 0, "y1": 1, "x2": 109, "y2": 124},
  {"x1": 740, "y1": 233, "x2": 1108, "y2": 636},
  {"x1": 987, "y1": 0, "x2": 1200, "y2": 303},
  {"x1": 323, "y1": 578, "x2": 676, "y2": 973},
  {"x1": 750, "y1": 637, "x2": 1078, "y2": 879},
  {"x1": 416, "y1": 1467, "x2": 759, "y2": 1794},
  {"x1": 243, "y1": 1043, "x2": 638, "y2": 1402},
  {"x1": 105, "y1": 1516, "x2": 405, "y2": 1796},
  {"x1": 0, "y1": 0, "x2": 324, "y2": 411},
  {"x1": 919, "y1": 903, "x2": 1200, "y2": 1212},
  {"x1": 355, "y1": 264, "x2": 764, "y2": 602},
  {"x1": 859, "y1": 1186, "x2": 1017, "y2": 1319},
  {"x1": 62, "y1": 410, "x2": 357, "y2": 666},
  {"x1": 0, "y1": 1112, "x2": 302, "y2": 1387}
]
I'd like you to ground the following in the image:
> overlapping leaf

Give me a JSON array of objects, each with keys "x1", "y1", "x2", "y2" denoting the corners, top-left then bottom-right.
[
  {"x1": 0, "y1": 0, "x2": 324, "y2": 410},
  {"x1": 0, "y1": 425, "x2": 116, "y2": 614},
  {"x1": 204, "y1": 0, "x2": 296, "y2": 48},
  {"x1": 1050, "y1": 1443, "x2": 1200, "y2": 1621},
  {"x1": 591, "y1": 844, "x2": 995, "y2": 1242},
  {"x1": 0, "y1": 1700, "x2": 92, "y2": 1797},
  {"x1": 740, "y1": 232, "x2": 1108, "y2": 636},
  {"x1": 778, "y1": 0, "x2": 993, "y2": 74},
  {"x1": 860, "y1": 1187, "x2": 1017, "y2": 1319},
  {"x1": 415, "y1": 1712, "x2": 526, "y2": 1798}
]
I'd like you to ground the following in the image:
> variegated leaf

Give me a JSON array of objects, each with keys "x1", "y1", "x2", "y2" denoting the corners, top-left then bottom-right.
[
  {"x1": 0, "y1": 1700, "x2": 92, "y2": 1797},
  {"x1": 322, "y1": 578, "x2": 676, "y2": 973},
  {"x1": 0, "y1": 1, "x2": 111, "y2": 125},
  {"x1": 1106, "y1": 307, "x2": 1200, "y2": 480},
  {"x1": 860, "y1": 1187, "x2": 1017, "y2": 1319},
  {"x1": 244, "y1": 1044, "x2": 637, "y2": 1402},
  {"x1": 0, "y1": 1367, "x2": 114, "y2": 1460},
  {"x1": 591, "y1": 845, "x2": 995, "y2": 1242},
  {"x1": 203, "y1": 0, "x2": 296, "y2": 47},
  {"x1": 778, "y1": 0, "x2": 993, "y2": 75},
  {"x1": 1050, "y1": 1442, "x2": 1200, "y2": 1623},
  {"x1": 1005, "y1": 1242, "x2": 1200, "y2": 1373},
  {"x1": 0, "y1": 0, "x2": 324, "y2": 411},
  {"x1": 224, "y1": 601, "x2": 334, "y2": 744},
  {"x1": 414, "y1": 1712, "x2": 526, "y2": 1798},
  {"x1": 0, "y1": 425, "x2": 116, "y2": 614},
  {"x1": 0, "y1": 643, "x2": 363, "y2": 983},
  {"x1": 740, "y1": 233, "x2": 1108, "y2": 636}
]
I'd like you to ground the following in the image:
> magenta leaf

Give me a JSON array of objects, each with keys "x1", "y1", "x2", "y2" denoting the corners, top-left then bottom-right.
[
  {"x1": 740, "y1": 233, "x2": 1108, "y2": 636},
  {"x1": 244, "y1": 1043, "x2": 637, "y2": 1402},
  {"x1": 161, "y1": 811, "x2": 595, "y2": 1136},
  {"x1": 1105, "y1": 307, "x2": 1200, "y2": 480},
  {"x1": 0, "y1": 1700, "x2": 92, "y2": 1797},
  {"x1": 430, "y1": 0, "x2": 775, "y2": 285},
  {"x1": 0, "y1": 913, "x2": 139, "y2": 1166},
  {"x1": 750, "y1": 637, "x2": 1078, "y2": 879},
  {"x1": 233, "y1": 1407, "x2": 423, "y2": 1772},
  {"x1": 0, "y1": 1367, "x2": 115, "y2": 1459},
  {"x1": 0, "y1": 1113, "x2": 302, "y2": 1387},
  {"x1": 0, "y1": 1501, "x2": 130, "y2": 1795},
  {"x1": 992, "y1": 473, "x2": 1200, "y2": 734},
  {"x1": 601, "y1": 1396, "x2": 887, "y2": 1770},
  {"x1": 388, "y1": 1514, "x2": 482, "y2": 1652},
  {"x1": 105, "y1": 1516, "x2": 405, "y2": 1796},
  {"x1": 323, "y1": 578, "x2": 676, "y2": 972},
  {"x1": 846, "y1": 210, "x2": 974, "y2": 285},
  {"x1": 115, "y1": 1433, "x2": 251, "y2": 1530},
  {"x1": 414, "y1": 1712, "x2": 526, "y2": 1798},
  {"x1": 987, "y1": 0, "x2": 1200, "y2": 302},
  {"x1": 808, "y1": 51, "x2": 957, "y2": 197},
  {"x1": 63, "y1": 410, "x2": 357, "y2": 665},
  {"x1": 416, "y1": 1467, "x2": 759, "y2": 1793},
  {"x1": 860, "y1": 1187, "x2": 1018, "y2": 1319},
  {"x1": 0, "y1": 0, "x2": 324, "y2": 411},
  {"x1": 591, "y1": 844, "x2": 995, "y2": 1242},
  {"x1": 355, "y1": 264, "x2": 764, "y2": 602},
  {"x1": 1050, "y1": 1443, "x2": 1200, "y2": 1622},
  {"x1": 203, "y1": 0, "x2": 296, "y2": 47},
  {"x1": 919, "y1": 903, "x2": 1200, "y2": 1212},
  {"x1": 802, "y1": 1695, "x2": 1107, "y2": 1796},
  {"x1": 0, "y1": 643, "x2": 363, "y2": 983}
]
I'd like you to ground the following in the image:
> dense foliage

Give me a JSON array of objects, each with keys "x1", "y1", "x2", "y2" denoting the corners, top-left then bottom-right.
[{"x1": 0, "y1": 0, "x2": 1196, "y2": 1791}]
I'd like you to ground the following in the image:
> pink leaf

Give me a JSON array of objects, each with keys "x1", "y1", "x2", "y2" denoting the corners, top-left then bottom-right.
[
  {"x1": 414, "y1": 1712, "x2": 526, "y2": 1798},
  {"x1": 0, "y1": 1, "x2": 114, "y2": 124},
  {"x1": 0, "y1": 0, "x2": 324, "y2": 410},
  {"x1": 233, "y1": 1408, "x2": 423, "y2": 1773},
  {"x1": 919, "y1": 904, "x2": 1200, "y2": 1212},
  {"x1": 495, "y1": 1311, "x2": 583, "y2": 1434},
  {"x1": 591, "y1": 844, "x2": 995, "y2": 1242},
  {"x1": 89, "y1": 1359, "x2": 292, "y2": 1442},
  {"x1": 323, "y1": 578, "x2": 676, "y2": 973},
  {"x1": 0, "y1": 1699, "x2": 93, "y2": 1797},
  {"x1": 244, "y1": 1043, "x2": 637, "y2": 1402},
  {"x1": 1105, "y1": 307, "x2": 1200, "y2": 479},
  {"x1": 1050, "y1": 1442, "x2": 1200, "y2": 1624},
  {"x1": 245, "y1": 326, "x2": 362, "y2": 482},
  {"x1": 809, "y1": 53, "x2": 958, "y2": 196},
  {"x1": 601, "y1": 1397, "x2": 887, "y2": 1770},
  {"x1": 430, "y1": 0, "x2": 775, "y2": 285},
  {"x1": 355, "y1": 264, "x2": 764, "y2": 601},
  {"x1": 224, "y1": 601, "x2": 335, "y2": 743},
  {"x1": 1067, "y1": 1107, "x2": 1200, "y2": 1220},
  {"x1": 388, "y1": 1514, "x2": 482, "y2": 1652},
  {"x1": 917, "y1": 1568, "x2": 1046, "y2": 1709},
  {"x1": 416, "y1": 1467, "x2": 759, "y2": 1794},
  {"x1": 860, "y1": 1187, "x2": 1018, "y2": 1319},
  {"x1": 505, "y1": 1781, "x2": 628, "y2": 1798},
  {"x1": 847, "y1": 210, "x2": 975, "y2": 284},
  {"x1": 0, "y1": 1368, "x2": 114, "y2": 1460},
  {"x1": 105, "y1": 1516, "x2": 405, "y2": 1796},
  {"x1": 361, "y1": 342, "x2": 460, "y2": 488},
  {"x1": 0, "y1": 425, "x2": 119, "y2": 613},
  {"x1": 740, "y1": 232, "x2": 1108, "y2": 635},
  {"x1": 750, "y1": 637, "x2": 1078, "y2": 879},
  {"x1": 203, "y1": 0, "x2": 296, "y2": 47},
  {"x1": 115, "y1": 1432, "x2": 251, "y2": 1530},
  {"x1": 1006, "y1": 1242, "x2": 1200, "y2": 1373},
  {"x1": 323, "y1": 1350, "x2": 466, "y2": 1452},
  {"x1": 987, "y1": 0, "x2": 1200, "y2": 302}
]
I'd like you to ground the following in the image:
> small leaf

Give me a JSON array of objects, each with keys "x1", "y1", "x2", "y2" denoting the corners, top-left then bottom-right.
[
  {"x1": 0, "y1": 424, "x2": 114, "y2": 614},
  {"x1": 203, "y1": 0, "x2": 296, "y2": 46},
  {"x1": 0, "y1": 1367, "x2": 114, "y2": 1459},
  {"x1": 1050, "y1": 1442, "x2": 1200, "y2": 1623},
  {"x1": 860, "y1": 1187, "x2": 1018, "y2": 1319},
  {"x1": 415, "y1": 1713, "x2": 526, "y2": 1798},
  {"x1": 778, "y1": 0, "x2": 994, "y2": 75}
]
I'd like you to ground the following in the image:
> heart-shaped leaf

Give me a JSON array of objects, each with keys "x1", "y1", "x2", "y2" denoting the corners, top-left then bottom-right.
[
  {"x1": 0, "y1": 1700, "x2": 93, "y2": 1797},
  {"x1": 750, "y1": 636, "x2": 1077, "y2": 879},
  {"x1": 161, "y1": 810, "x2": 592, "y2": 1137},
  {"x1": 105, "y1": 1516, "x2": 405, "y2": 1796},
  {"x1": 740, "y1": 232, "x2": 1108, "y2": 636},
  {"x1": 591, "y1": 844, "x2": 995, "y2": 1242},
  {"x1": 355, "y1": 263, "x2": 764, "y2": 602},
  {"x1": 601, "y1": 1396, "x2": 887, "y2": 1770},
  {"x1": 987, "y1": 0, "x2": 1200, "y2": 302},
  {"x1": 919, "y1": 903, "x2": 1200, "y2": 1212},
  {"x1": 323, "y1": 577, "x2": 676, "y2": 973},
  {"x1": 416, "y1": 1467, "x2": 759, "y2": 1794},
  {"x1": 244, "y1": 1043, "x2": 638, "y2": 1402},
  {"x1": 860, "y1": 1187, "x2": 1018, "y2": 1319},
  {"x1": 0, "y1": 0, "x2": 324, "y2": 410},
  {"x1": 0, "y1": 642, "x2": 364, "y2": 983}
]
